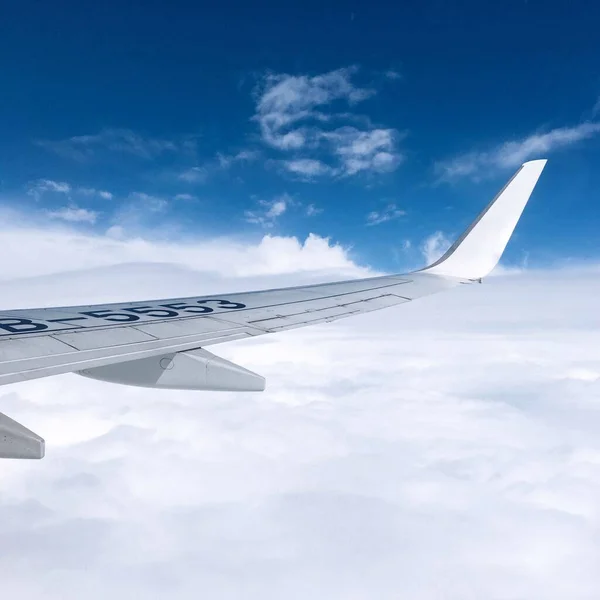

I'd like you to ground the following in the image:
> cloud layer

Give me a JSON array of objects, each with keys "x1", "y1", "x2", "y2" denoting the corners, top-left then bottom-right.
[{"x1": 0, "y1": 223, "x2": 600, "y2": 598}]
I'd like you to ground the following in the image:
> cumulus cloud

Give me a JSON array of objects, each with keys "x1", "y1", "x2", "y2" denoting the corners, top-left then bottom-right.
[
  {"x1": 253, "y1": 67, "x2": 403, "y2": 179},
  {"x1": 36, "y1": 128, "x2": 197, "y2": 162},
  {"x1": 0, "y1": 221, "x2": 367, "y2": 284},
  {"x1": 0, "y1": 221, "x2": 600, "y2": 598},
  {"x1": 366, "y1": 203, "x2": 405, "y2": 226},
  {"x1": 436, "y1": 121, "x2": 600, "y2": 181}
]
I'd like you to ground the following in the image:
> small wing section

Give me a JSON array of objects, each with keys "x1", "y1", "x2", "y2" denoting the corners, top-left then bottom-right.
[{"x1": 423, "y1": 159, "x2": 546, "y2": 279}]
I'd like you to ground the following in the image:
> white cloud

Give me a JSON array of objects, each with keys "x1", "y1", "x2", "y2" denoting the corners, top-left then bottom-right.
[
  {"x1": 253, "y1": 67, "x2": 403, "y2": 179},
  {"x1": 216, "y1": 150, "x2": 261, "y2": 169},
  {"x1": 0, "y1": 220, "x2": 369, "y2": 286},
  {"x1": 126, "y1": 192, "x2": 168, "y2": 213},
  {"x1": 384, "y1": 68, "x2": 402, "y2": 80},
  {"x1": 436, "y1": 121, "x2": 600, "y2": 181},
  {"x1": 306, "y1": 203, "x2": 323, "y2": 217},
  {"x1": 254, "y1": 66, "x2": 374, "y2": 150},
  {"x1": 177, "y1": 150, "x2": 260, "y2": 185},
  {"x1": 28, "y1": 181, "x2": 115, "y2": 201},
  {"x1": 421, "y1": 230, "x2": 452, "y2": 264},
  {"x1": 45, "y1": 205, "x2": 99, "y2": 224},
  {"x1": 366, "y1": 203, "x2": 405, "y2": 226},
  {"x1": 36, "y1": 128, "x2": 195, "y2": 161},
  {"x1": 173, "y1": 193, "x2": 197, "y2": 201},
  {"x1": 1, "y1": 222, "x2": 600, "y2": 597},
  {"x1": 244, "y1": 194, "x2": 290, "y2": 228},
  {"x1": 326, "y1": 127, "x2": 403, "y2": 176},
  {"x1": 266, "y1": 200, "x2": 286, "y2": 218},
  {"x1": 27, "y1": 179, "x2": 71, "y2": 200},
  {"x1": 281, "y1": 158, "x2": 333, "y2": 178},
  {"x1": 178, "y1": 166, "x2": 209, "y2": 183},
  {"x1": 78, "y1": 187, "x2": 114, "y2": 200},
  {"x1": 106, "y1": 192, "x2": 170, "y2": 235}
]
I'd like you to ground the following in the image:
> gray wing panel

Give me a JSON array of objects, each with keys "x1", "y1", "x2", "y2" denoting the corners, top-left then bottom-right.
[{"x1": 0, "y1": 272, "x2": 464, "y2": 386}]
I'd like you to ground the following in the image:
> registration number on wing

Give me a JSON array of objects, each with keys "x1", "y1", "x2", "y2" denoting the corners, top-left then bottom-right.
[{"x1": 0, "y1": 298, "x2": 247, "y2": 335}]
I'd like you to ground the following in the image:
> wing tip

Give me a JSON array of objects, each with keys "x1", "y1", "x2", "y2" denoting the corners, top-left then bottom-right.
[
  {"x1": 522, "y1": 158, "x2": 548, "y2": 168},
  {"x1": 421, "y1": 159, "x2": 547, "y2": 280}
]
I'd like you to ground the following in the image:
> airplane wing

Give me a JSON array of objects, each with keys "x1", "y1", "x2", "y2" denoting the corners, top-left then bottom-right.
[{"x1": 0, "y1": 160, "x2": 546, "y2": 458}]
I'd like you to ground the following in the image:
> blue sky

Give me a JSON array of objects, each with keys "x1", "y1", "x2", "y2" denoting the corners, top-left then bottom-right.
[{"x1": 1, "y1": 0, "x2": 599, "y2": 272}]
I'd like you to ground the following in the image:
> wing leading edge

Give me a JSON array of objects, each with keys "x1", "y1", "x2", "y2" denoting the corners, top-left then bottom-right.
[{"x1": 0, "y1": 160, "x2": 546, "y2": 391}]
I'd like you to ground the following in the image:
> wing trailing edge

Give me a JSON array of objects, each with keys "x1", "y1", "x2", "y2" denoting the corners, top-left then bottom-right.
[{"x1": 422, "y1": 159, "x2": 547, "y2": 280}]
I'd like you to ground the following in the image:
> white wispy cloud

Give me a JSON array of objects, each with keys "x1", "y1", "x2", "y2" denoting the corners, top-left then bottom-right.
[
  {"x1": 436, "y1": 121, "x2": 600, "y2": 181},
  {"x1": 216, "y1": 149, "x2": 261, "y2": 169},
  {"x1": 45, "y1": 205, "x2": 99, "y2": 223},
  {"x1": 384, "y1": 68, "x2": 402, "y2": 80},
  {"x1": 173, "y1": 193, "x2": 197, "y2": 201},
  {"x1": 126, "y1": 191, "x2": 169, "y2": 213},
  {"x1": 253, "y1": 67, "x2": 403, "y2": 179},
  {"x1": 280, "y1": 158, "x2": 333, "y2": 178},
  {"x1": 306, "y1": 203, "x2": 323, "y2": 217},
  {"x1": 106, "y1": 192, "x2": 170, "y2": 236},
  {"x1": 28, "y1": 180, "x2": 114, "y2": 201},
  {"x1": 36, "y1": 128, "x2": 197, "y2": 161},
  {"x1": 366, "y1": 203, "x2": 405, "y2": 226},
  {"x1": 254, "y1": 66, "x2": 375, "y2": 150},
  {"x1": 27, "y1": 179, "x2": 71, "y2": 200},
  {"x1": 178, "y1": 166, "x2": 209, "y2": 183},
  {"x1": 421, "y1": 231, "x2": 452, "y2": 264},
  {"x1": 244, "y1": 194, "x2": 291, "y2": 228},
  {"x1": 78, "y1": 187, "x2": 114, "y2": 200},
  {"x1": 325, "y1": 127, "x2": 403, "y2": 176}
]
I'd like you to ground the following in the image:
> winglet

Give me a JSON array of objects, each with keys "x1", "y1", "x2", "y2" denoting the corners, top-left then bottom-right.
[{"x1": 422, "y1": 159, "x2": 547, "y2": 279}]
